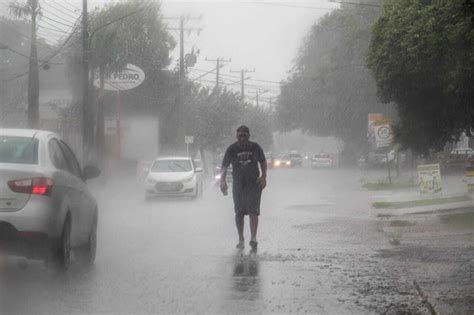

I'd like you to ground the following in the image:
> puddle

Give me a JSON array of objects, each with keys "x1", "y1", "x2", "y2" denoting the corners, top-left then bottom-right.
[{"x1": 439, "y1": 211, "x2": 474, "y2": 229}]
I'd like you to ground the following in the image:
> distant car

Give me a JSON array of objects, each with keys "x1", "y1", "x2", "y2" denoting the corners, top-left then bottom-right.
[
  {"x1": 450, "y1": 148, "x2": 474, "y2": 156},
  {"x1": 289, "y1": 152, "x2": 303, "y2": 167},
  {"x1": 273, "y1": 155, "x2": 292, "y2": 168},
  {"x1": 311, "y1": 153, "x2": 336, "y2": 168},
  {"x1": 145, "y1": 157, "x2": 203, "y2": 199},
  {"x1": 0, "y1": 129, "x2": 100, "y2": 270},
  {"x1": 265, "y1": 152, "x2": 274, "y2": 169}
]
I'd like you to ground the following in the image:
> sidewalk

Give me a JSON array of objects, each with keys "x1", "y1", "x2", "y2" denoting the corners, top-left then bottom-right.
[{"x1": 367, "y1": 171, "x2": 473, "y2": 215}]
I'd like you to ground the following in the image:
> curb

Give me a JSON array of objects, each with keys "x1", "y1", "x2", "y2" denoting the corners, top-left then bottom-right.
[{"x1": 381, "y1": 200, "x2": 473, "y2": 216}]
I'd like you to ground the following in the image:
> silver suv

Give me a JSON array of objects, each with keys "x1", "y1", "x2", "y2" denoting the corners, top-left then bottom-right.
[{"x1": 0, "y1": 129, "x2": 100, "y2": 270}]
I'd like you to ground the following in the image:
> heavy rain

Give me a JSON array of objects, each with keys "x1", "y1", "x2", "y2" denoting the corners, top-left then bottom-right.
[{"x1": 0, "y1": 0, "x2": 473, "y2": 314}]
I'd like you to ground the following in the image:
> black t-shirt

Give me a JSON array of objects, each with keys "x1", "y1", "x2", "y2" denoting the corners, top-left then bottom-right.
[{"x1": 222, "y1": 141, "x2": 266, "y2": 182}]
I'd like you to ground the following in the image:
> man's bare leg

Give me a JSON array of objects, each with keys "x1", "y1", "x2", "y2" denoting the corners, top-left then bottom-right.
[
  {"x1": 249, "y1": 214, "x2": 258, "y2": 242},
  {"x1": 235, "y1": 214, "x2": 245, "y2": 247}
]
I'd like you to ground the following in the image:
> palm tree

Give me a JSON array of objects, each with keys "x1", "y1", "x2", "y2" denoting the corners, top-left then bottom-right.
[{"x1": 9, "y1": 0, "x2": 42, "y2": 128}]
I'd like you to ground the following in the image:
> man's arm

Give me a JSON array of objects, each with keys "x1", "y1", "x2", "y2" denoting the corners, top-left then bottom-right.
[
  {"x1": 257, "y1": 145, "x2": 267, "y2": 189},
  {"x1": 220, "y1": 147, "x2": 231, "y2": 195},
  {"x1": 260, "y1": 159, "x2": 267, "y2": 179},
  {"x1": 220, "y1": 165, "x2": 228, "y2": 184}
]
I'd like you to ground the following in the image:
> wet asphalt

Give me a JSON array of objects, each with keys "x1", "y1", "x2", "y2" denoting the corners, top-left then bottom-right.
[{"x1": 0, "y1": 167, "x2": 441, "y2": 314}]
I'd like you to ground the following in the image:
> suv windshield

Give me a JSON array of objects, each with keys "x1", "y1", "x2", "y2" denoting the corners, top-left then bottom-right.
[
  {"x1": 151, "y1": 160, "x2": 192, "y2": 172},
  {"x1": 0, "y1": 136, "x2": 39, "y2": 165}
]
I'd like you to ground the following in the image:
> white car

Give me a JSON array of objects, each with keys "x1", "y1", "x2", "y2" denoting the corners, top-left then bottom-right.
[
  {"x1": 450, "y1": 148, "x2": 474, "y2": 156},
  {"x1": 145, "y1": 157, "x2": 203, "y2": 199},
  {"x1": 311, "y1": 153, "x2": 336, "y2": 168},
  {"x1": 0, "y1": 129, "x2": 100, "y2": 270}
]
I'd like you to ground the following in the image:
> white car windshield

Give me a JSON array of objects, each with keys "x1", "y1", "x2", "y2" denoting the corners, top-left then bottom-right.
[{"x1": 151, "y1": 160, "x2": 192, "y2": 172}]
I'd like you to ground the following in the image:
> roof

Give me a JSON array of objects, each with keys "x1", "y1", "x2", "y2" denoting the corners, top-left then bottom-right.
[{"x1": 0, "y1": 128, "x2": 56, "y2": 138}]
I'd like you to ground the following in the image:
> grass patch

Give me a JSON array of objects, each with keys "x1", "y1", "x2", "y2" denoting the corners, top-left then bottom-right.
[
  {"x1": 377, "y1": 213, "x2": 394, "y2": 218},
  {"x1": 439, "y1": 210, "x2": 474, "y2": 229},
  {"x1": 372, "y1": 195, "x2": 471, "y2": 209},
  {"x1": 389, "y1": 220, "x2": 416, "y2": 227},
  {"x1": 362, "y1": 181, "x2": 417, "y2": 191}
]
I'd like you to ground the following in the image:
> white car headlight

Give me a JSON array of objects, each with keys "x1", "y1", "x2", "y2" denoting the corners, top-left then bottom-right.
[
  {"x1": 147, "y1": 178, "x2": 156, "y2": 184},
  {"x1": 215, "y1": 174, "x2": 221, "y2": 180}
]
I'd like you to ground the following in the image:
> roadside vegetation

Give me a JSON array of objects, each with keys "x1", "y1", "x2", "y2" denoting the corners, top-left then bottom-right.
[
  {"x1": 362, "y1": 181, "x2": 417, "y2": 191},
  {"x1": 367, "y1": 0, "x2": 474, "y2": 154},
  {"x1": 372, "y1": 195, "x2": 471, "y2": 209}
]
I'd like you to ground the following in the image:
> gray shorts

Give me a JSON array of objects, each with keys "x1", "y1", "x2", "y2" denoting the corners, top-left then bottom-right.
[{"x1": 232, "y1": 179, "x2": 262, "y2": 216}]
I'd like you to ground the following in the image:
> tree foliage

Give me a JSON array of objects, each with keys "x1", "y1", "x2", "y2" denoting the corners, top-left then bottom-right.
[
  {"x1": 0, "y1": 17, "x2": 52, "y2": 126},
  {"x1": 367, "y1": 0, "x2": 474, "y2": 154},
  {"x1": 187, "y1": 88, "x2": 274, "y2": 154},
  {"x1": 276, "y1": 5, "x2": 394, "y2": 155},
  {"x1": 65, "y1": 0, "x2": 174, "y2": 102}
]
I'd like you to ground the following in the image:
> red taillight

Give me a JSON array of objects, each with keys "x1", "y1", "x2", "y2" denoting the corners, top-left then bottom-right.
[{"x1": 8, "y1": 178, "x2": 54, "y2": 196}]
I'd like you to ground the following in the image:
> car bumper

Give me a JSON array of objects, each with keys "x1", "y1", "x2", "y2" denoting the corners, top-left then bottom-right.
[
  {"x1": 311, "y1": 162, "x2": 333, "y2": 168},
  {"x1": 145, "y1": 181, "x2": 198, "y2": 197},
  {"x1": 0, "y1": 196, "x2": 60, "y2": 259},
  {"x1": 0, "y1": 195, "x2": 61, "y2": 238}
]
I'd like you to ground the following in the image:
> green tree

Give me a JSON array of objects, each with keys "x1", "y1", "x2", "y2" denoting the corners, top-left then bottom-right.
[
  {"x1": 64, "y1": 0, "x2": 175, "y2": 159},
  {"x1": 367, "y1": 0, "x2": 474, "y2": 154},
  {"x1": 188, "y1": 88, "x2": 243, "y2": 153},
  {"x1": 0, "y1": 17, "x2": 53, "y2": 127},
  {"x1": 276, "y1": 5, "x2": 394, "y2": 158},
  {"x1": 8, "y1": 0, "x2": 42, "y2": 128},
  {"x1": 186, "y1": 87, "x2": 274, "y2": 170}
]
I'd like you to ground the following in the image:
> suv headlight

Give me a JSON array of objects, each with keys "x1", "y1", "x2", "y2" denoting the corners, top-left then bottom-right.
[{"x1": 147, "y1": 178, "x2": 156, "y2": 184}]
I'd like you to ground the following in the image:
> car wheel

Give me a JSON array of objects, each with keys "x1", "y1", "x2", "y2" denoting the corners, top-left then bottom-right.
[
  {"x1": 79, "y1": 211, "x2": 97, "y2": 266},
  {"x1": 48, "y1": 215, "x2": 72, "y2": 271}
]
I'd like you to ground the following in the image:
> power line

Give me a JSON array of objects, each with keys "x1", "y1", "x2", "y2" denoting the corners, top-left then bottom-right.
[
  {"x1": 0, "y1": 19, "x2": 57, "y2": 51},
  {"x1": 252, "y1": 1, "x2": 335, "y2": 10},
  {"x1": 40, "y1": 7, "x2": 80, "y2": 26},
  {"x1": 43, "y1": 0, "x2": 80, "y2": 20},
  {"x1": 204, "y1": 57, "x2": 231, "y2": 90},
  {"x1": 2, "y1": 19, "x2": 80, "y2": 82},
  {"x1": 189, "y1": 67, "x2": 281, "y2": 85},
  {"x1": 328, "y1": 0, "x2": 381, "y2": 7},
  {"x1": 41, "y1": 15, "x2": 77, "y2": 28},
  {"x1": 58, "y1": 0, "x2": 82, "y2": 13},
  {"x1": 230, "y1": 68, "x2": 255, "y2": 105}
]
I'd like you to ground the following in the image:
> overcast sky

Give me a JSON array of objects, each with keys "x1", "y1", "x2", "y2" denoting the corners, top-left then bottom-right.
[
  {"x1": 1, "y1": 0, "x2": 339, "y2": 100},
  {"x1": 160, "y1": 1, "x2": 338, "y2": 93}
]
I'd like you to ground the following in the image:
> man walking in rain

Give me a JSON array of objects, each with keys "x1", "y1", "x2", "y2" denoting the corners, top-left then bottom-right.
[{"x1": 220, "y1": 125, "x2": 267, "y2": 252}]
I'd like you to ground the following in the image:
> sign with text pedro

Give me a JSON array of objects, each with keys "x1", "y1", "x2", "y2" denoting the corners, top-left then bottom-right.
[{"x1": 94, "y1": 64, "x2": 145, "y2": 91}]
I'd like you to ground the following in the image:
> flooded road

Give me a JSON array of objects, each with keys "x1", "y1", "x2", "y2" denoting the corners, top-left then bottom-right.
[{"x1": 0, "y1": 167, "x2": 471, "y2": 314}]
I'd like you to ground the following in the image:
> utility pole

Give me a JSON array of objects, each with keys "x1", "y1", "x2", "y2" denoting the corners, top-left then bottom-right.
[
  {"x1": 205, "y1": 57, "x2": 231, "y2": 91},
  {"x1": 166, "y1": 15, "x2": 202, "y2": 153},
  {"x1": 82, "y1": 0, "x2": 90, "y2": 162},
  {"x1": 179, "y1": 15, "x2": 185, "y2": 79},
  {"x1": 28, "y1": 3, "x2": 39, "y2": 129},
  {"x1": 230, "y1": 68, "x2": 255, "y2": 106}
]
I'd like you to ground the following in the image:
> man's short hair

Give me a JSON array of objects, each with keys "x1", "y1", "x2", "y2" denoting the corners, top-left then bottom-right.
[{"x1": 236, "y1": 125, "x2": 250, "y2": 134}]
